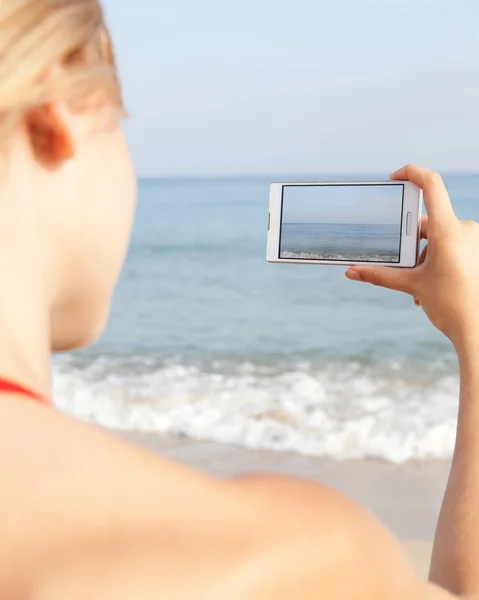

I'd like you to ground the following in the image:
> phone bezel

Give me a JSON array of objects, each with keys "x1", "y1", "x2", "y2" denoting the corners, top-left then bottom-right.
[{"x1": 266, "y1": 181, "x2": 423, "y2": 268}]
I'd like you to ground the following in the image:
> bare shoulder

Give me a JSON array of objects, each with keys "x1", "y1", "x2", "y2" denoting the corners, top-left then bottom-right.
[
  {"x1": 233, "y1": 472, "x2": 399, "y2": 542},
  {"x1": 0, "y1": 399, "x2": 453, "y2": 600},
  {"x1": 422, "y1": 584, "x2": 459, "y2": 600},
  {"x1": 226, "y1": 473, "x2": 433, "y2": 600}
]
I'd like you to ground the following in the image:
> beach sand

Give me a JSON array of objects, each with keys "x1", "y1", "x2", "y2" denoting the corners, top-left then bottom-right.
[{"x1": 118, "y1": 430, "x2": 450, "y2": 581}]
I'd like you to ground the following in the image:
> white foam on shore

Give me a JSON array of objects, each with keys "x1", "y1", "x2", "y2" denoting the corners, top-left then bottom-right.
[
  {"x1": 280, "y1": 251, "x2": 398, "y2": 262},
  {"x1": 52, "y1": 355, "x2": 458, "y2": 463}
]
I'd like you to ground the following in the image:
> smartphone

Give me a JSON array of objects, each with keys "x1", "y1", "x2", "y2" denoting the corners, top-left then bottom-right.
[{"x1": 266, "y1": 181, "x2": 423, "y2": 268}]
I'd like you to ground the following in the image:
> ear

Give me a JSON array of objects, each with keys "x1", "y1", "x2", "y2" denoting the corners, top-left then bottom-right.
[{"x1": 25, "y1": 104, "x2": 75, "y2": 167}]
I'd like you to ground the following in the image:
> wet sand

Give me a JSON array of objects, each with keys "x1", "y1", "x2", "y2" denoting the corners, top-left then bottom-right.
[{"x1": 119, "y1": 430, "x2": 450, "y2": 581}]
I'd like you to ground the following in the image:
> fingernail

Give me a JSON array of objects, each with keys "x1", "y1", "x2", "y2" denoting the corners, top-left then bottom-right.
[{"x1": 346, "y1": 270, "x2": 362, "y2": 281}]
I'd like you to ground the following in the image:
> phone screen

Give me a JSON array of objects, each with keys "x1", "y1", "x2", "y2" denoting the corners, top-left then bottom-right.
[{"x1": 279, "y1": 184, "x2": 405, "y2": 263}]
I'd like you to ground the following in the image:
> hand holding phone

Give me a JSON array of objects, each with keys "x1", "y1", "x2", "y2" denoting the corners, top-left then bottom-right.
[
  {"x1": 347, "y1": 165, "x2": 479, "y2": 357},
  {"x1": 267, "y1": 179, "x2": 422, "y2": 268}
]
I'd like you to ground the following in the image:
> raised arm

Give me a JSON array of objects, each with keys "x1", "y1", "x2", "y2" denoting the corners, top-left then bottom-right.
[
  {"x1": 346, "y1": 165, "x2": 479, "y2": 598},
  {"x1": 429, "y1": 329, "x2": 479, "y2": 595}
]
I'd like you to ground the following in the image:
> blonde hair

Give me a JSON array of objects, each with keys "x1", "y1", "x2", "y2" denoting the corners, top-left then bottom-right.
[{"x1": 0, "y1": 0, "x2": 123, "y2": 143}]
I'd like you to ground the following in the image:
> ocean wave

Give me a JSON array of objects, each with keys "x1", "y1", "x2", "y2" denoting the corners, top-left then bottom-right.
[
  {"x1": 52, "y1": 354, "x2": 458, "y2": 463},
  {"x1": 280, "y1": 251, "x2": 398, "y2": 262}
]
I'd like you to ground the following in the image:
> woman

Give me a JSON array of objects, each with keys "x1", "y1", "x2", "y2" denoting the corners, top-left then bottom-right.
[{"x1": 0, "y1": 2, "x2": 476, "y2": 599}]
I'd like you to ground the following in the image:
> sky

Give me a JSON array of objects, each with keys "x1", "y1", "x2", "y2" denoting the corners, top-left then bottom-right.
[
  {"x1": 281, "y1": 184, "x2": 404, "y2": 224},
  {"x1": 103, "y1": 0, "x2": 479, "y2": 177}
]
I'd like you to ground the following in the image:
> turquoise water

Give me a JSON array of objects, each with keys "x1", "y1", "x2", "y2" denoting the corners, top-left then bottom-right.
[
  {"x1": 280, "y1": 222, "x2": 401, "y2": 262},
  {"x1": 53, "y1": 174, "x2": 479, "y2": 462}
]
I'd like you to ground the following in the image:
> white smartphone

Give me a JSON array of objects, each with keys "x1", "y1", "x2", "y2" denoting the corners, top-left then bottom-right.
[{"x1": 266, "y1": 181, "x2": 423, "y2": 268}]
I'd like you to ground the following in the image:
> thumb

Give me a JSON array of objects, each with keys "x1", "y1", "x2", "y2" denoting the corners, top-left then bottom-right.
[{"x1": 345, "y1": 266, "x2": 414, "y2": 294}]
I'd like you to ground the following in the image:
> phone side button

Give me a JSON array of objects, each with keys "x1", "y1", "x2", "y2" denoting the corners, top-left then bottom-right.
[{"x1": 406, "y1": 212, "x2": 412, "y2": 235}]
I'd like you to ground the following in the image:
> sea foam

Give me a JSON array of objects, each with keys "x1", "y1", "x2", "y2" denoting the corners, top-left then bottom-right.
[
  {"x1": 52, "y1": 354, "x2": 458, "y2": 463},
  {"x1": 280, "y1": 251, "x2": 398, "y2": 262}
]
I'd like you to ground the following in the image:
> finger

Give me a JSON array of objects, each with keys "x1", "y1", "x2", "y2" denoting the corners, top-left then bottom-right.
[
  {"x1": 391, "y1": 165, "x2": 456, "y2": 232},
  {"x1": 413, "y1": 246, "x2": 428, "y2": 306},
  {"x1": 345, "y1": 266, "x2": 415, "y2": 295},
  {"x1": 418, "y1": 244, "x2": 428, "y2": 266},
  {"x1": 420, "y1": 215, "x2": 428, "y2": 240}
]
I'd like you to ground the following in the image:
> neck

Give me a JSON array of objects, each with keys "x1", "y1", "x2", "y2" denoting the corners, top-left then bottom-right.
[
  {"x1": 0, "y1": 273, "x2": 52, "y2": 399},
  {"x1": 0, "y1": 167, "x2": 53, "y2": 399}
]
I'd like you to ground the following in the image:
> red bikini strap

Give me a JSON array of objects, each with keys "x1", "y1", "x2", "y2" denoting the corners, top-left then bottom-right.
[{"x1": 0, "y1": 378, "x2": 50, "y2": 406}]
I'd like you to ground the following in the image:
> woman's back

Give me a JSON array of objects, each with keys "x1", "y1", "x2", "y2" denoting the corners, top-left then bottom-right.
[{"x1": 0, "y1": 392, "x2": 428, "y2": 600}]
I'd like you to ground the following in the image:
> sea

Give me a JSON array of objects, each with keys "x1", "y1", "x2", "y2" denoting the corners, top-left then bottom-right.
[
  {"x1": 280, "y1": 222, "x2": 401, "y2": 262},
  {"x1": 52, "y1": 174, "x2": 479, "y2": 464}
]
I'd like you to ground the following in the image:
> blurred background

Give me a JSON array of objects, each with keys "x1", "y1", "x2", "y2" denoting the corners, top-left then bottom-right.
[{"x1": 54, "y1": 0, "x2": 479, "y2": 464}]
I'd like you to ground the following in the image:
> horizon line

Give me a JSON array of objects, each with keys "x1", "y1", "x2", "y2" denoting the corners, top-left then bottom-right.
[{"x1": 137, "y1": 170, "x2": 479, "y2": 182}]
